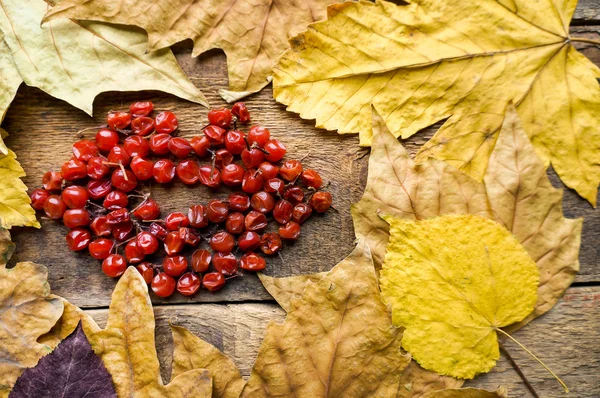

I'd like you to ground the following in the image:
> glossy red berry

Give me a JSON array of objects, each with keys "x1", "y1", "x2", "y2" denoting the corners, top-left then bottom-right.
[
  {"x1": 207, "y1": 200, "x2": 228, "y2": 223},
  {"x1": 87, "y1": 157, "x2": 110, "y2": 180},
  {"x1": 107, "y1": 145, "x2": 131, "y2": 166},
  {"x1": 125, "y1": 240, "x2": 145, "y2": 264},
  {"x1": 103, "y1": 190, "x2": 128, "y2": 210},
  {"x1": 210, "y1": 231, "x2": 235, "y2": 253},
  {"x1": 130, "y1": 156, "x2": 154, "y2": 181},
  {"x1": 203, "y1": 125, "x2": 226, "y2": 145},
  {"x1": 153, "y1": 159, "x2": 176, "y2": 184},
  {"x1": 90, "y1": 216, "x2": 111, "y2": 237},
  {"x1": 124, "y1": 135, "x2": 150, "y2": 157},
  {"x1": 107, "y1": 111, "x2": 131, "y2": 130},
  {"x1": 198, "y1": 166, "x2": 221, "y2": 188},
  {"x1": 149, "y1": 133, "x2": 172, "y2": 155},
  {"x1": 107, "y1": 208, "x2": 130, "y2": 225},
  {"x1": 42, "y1": 171, "x2": 63, "y2": 191},
  {"x1": 133, "y1": 198, "x2": 160, "y2": 220},
  {"x1": 179, "y1": 227, "x2": 201, "y2": 246},
  {"x1": 258, "y1": 162, "x2": 279, "y2": 180},
  {"x1": 225, "y1": 130, "x2": 246, "y2": 155},
  {"x1": 225, "y1": 212, "x2": 245, "y2": 235},
  {"x1": 88, "y1": 238, "x2": 114, "y2": 260},
  {"x1": 155, "y1": 111, "x2": 178, "y2": 134},
  {"x1": 177, "y1": 272, "x2": 201, "y2": 296},
  {"x1": 102, "y1": 254, "x2": 127, "y2": 278},
  {"x1": 231, "y1": 102, "x2": 251, "y2": 124},
  {"x1": 136, "y1": 262, "x2": 155, "y2": 284},
  {"x1": 44, "y1": 195, "x2": 67, "y2": 219},
  {"x1": 309, "y1": 191, "x2": 333, "y2": 213},
  {"x1": 279, "y1": 221, "x2": 301, "y2": 240},
  {"x1": 221, "y1": 164, "x2": 245, "y2": 187},
  {"x1": 188, "y1": 204, "x2": 209, "y2": 228},
  {"x1": 111, "y1": 169, "x2": 138, "y2": 192},
  {"x1": 273, "y1": 200, "x2": 293, "y2": 224},
  {"x1": 165, "y1": 212, "x2": 189, "y2": 230},
  {"x1": 213, "y1": 252, "x2": 237, "y2": 276},
  {"x1": 260, "y1": 233, "x2": 282, "y2": 255},
  {"x1": 164, "y1": 230, "x2": 185, "y2": 255},
  {"x1": 66, "y1": 228, "x2": 92, "y2": 251},
  {"x1": 241, "y1": 147, "x2": 265, "y2": 169},
  {"x1": 131, "y1": 116, "x2": 155, "y2": 136},
  {"x1": 279, "y1": 160, "x2": 303, "y2": 182},
  {"x1": 284, "y1": 186, "x2": 304, "y2": 204},
  {"x1": 242, "y1": 169, "x2": 264, "y2": 194},
  {"x1": 30, "y1": 188, "x2": 50, "y2": 211},
  {"x1": 208, "y1": 108, "x2": 232, "y2": 128},
  {"x1": 251, "y1": 191, "x2": 275, "y2": 213},
  {"x1": 190, "y1": 136, "x2": 211, "y2": 157},
  {"x1": 191, "y1": 249, "x2": 212, "y2": 273},
  {"x1": 152, "y1": 272, "x2": 176, "y2": 297},
  {"x1": 264, "y1": 178, "x2": 285, "y2": 196},
  {"x1": 95, "y1": 128, "x2": 119, "y2": 152},
  {"x1": 292, "y1": 202, "x2": 312, "y2": 224},
  {"x1": 214, "y1": 149, "x2": 233, "y2": 169},
  {"x1": 61, "y1": 185, "x2": 89, "y2": 209},
  {"x1": 72, "y1": 139, "x2": 99, "y2": 162},
  {"x1": 136, "y1": 231, "x2": 159, "y2": 254},
  {"x1": 87, "y1": 179, "x2": 113, "y2": 200},
  {"x1": 63, "y1": 208, "x2": 91, "y2": 228},
  {"x1": 227, "y1": 193, "x2": 250, "y2": 212},
  {"x1": 244, "y1": 211, "x2": 268, "y2": 232},
  {"x1": 163, "y1": 255, "x2": 188, "y2": 277},
  {"x1": 240, "y1": 252, "x2": 266, "y2": 271},
  {"x1": 130, "y1": 101, "x2": 154, "y2": 117},
  {"x1": 301, "y1": 169, "x2": 323, "y2": 189},
  {"x1": 176, "y1": 159, "x2": 200, "y2": 185},
  {"x1": 238, "y1": 231, "x2": 261, "y2": 252},
  {"x1": 61, "y1": 158, "x2": 87, "y2": 180},
  {"x1": 111, "y1": 221, "x2": 133, "y2": 241},
  {"x1": 168, "y1": 137, "x2": 193, "y2": 158},
  {"x1": 264, "y1": 139, "x2": 286, "y2": 162},
  {"x1": 148, "y1": 222, "x2": 168, "y2": 241},
  {"x1": 203, "y1": 272, "x2": 225, "y2": 292},
  {"x1": 248, "y1": 126, "x2": 270, "y2": 148}
]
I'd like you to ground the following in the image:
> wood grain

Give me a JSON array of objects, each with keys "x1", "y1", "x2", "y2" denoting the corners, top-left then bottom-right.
[{"x1": 575, "y1": 0, "x2": 600, "y2": 22}]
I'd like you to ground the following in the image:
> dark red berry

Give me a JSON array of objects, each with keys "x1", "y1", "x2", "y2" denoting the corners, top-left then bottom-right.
[
  {"x1": 124, "y1": 135, "x2": 150, "y2": 157},
  {"x1": 240, "y1": 252, "x2": 266, "y2": 271},
  {"x1": 131, "y1": 116, "x2": 155, "y2": 136},
  {"x1": 309, "y1": 191, "x2": 333, "y2": 213},
  {"x1": 248, "y1": 126, "x2": 270, "y2": 148},
  {"x1": 66, "y1": 228, "x2": 92, "y2": 251},
  {"x1": 152, "y1": 272, "x2": 176, "y2": 297},
  {"x1": 260, "y1": 233, "x2": 282, "y2": 255},
  {"x1": 179, "y1": 227, "x2": 201, "y2": 246},
  {"x1": 177, "y1": 272, "x2": 201, "y2": 296},
  {"x1": 273, "y1": 199, "x2": 293, "y2": 224},
  {"x1": 63, "y1": 208, "x2": 91, "y2": 228},
  {"x1": 214, "y1": 149, "x2": 233, "y2": 169},
  {"x1": 212, "y1": 252, "x2": 237, "y2": 276},
  {"x1": 164, "y1": 230, "x2": 185, "y2": 255},
  {"x1": 107, "y1": 208, "x2": 130, "y2": 225},
  {"x1": 241, "y1": 147, "x2": 265, "y2": 169},
  {"x1": 107, "y1": 111, "x2": 131, "y2": 130},
  {"x1": 87, "y1": 157, "x2": 110, "y2": 179},
  {"x1": 207, "y1": 200, "x2": 228, "y2": 223},
  {"x1": 232, "y1": 102, "x2": 250, "y2": 124},
  {"x1": 90, "y1": 216, "x2": 111, "y2": 237},
  {"x1": 155, "y1": 111, "x2": 178, "y2": 134},
  {"x1": 176, "y1": 159, "x2": 200, "y2": 185},
  {"x1": 221, "y1": 164, "x2": 245, "y2": 186},
  {"x1": 292, "y1": 203, "x2": 312, "y2": 224},
  {"x1": 210, "y1": 231, "x2": 235, "y2": 253},
  {"x1": 30, "y1": 188, "x2": 50, "y2": 211},
  {"x1": 188, "y1": 204, "x2": 209, "y2": 228},
  {"x1": 300, "y1": 169, "x2": 323, "y2": 189},
  {"x1": 242, "y1": 169, "x2": 264, "y2": 194},
  {"x1": 163, "y1": 255, "x2": 188, "y2": 277},
  {"x1": 95, "y1": 128, "x2": 119, "y2": 152},
  {"x1": 130, "y1": 101, "x2": 154, "y2": 117},
  {"x1": 44, "y1": 195, "x2": 67, "y2": 219},
  {"x1": 61, "y1": 186, "x2": 89, "y2": 209},
  {"x1": 190, "y1": 135, "x2": 211, "y2": 157},
  {"x1": 42, "y1": 171, "x2": 63, "y2": 191},
  {"x1": 279, "y1": 160, "x2": 303, "y2": 182},
  {"x1": 258, "y1": 162, "x2": 279, "y2": 180},
  {"x1": 208, "y1": 108, "x2": 232, "y2": 128},
  {"x1": 149, "y1": 133, "x2": 171, "y2": 155},
  {"x1": 133, "y1": 198, "x2": 160, "y2": 220},
  {"x1": 227, "y1": 193, "x2": 250, "y2": 212},
  {"x1": 125, "y1": 240, "x2": 145, "y2": 264},
  {"x1": 264, "y1": 178, "x2": 285, "y2": 196},
  {"x1": 87, "y1": 179, "x2": 113, "y2": 200},
  {"x1": 238, "y1": 231, "x2": 261, "y2": 252},
  {"x1": 107, "y1": 145, "x2": 131, "y2": 166},
  {"x1": 168, "y1": 137, "x2": 193, "y2": 158},
  {"x1": 198, "y1": 165, "x2": 221, "y2": 188},
  {"x1": 284, "y1": 186, "x2": 304, "y2": 204},
  {"x1": 136, "y1": 262, "x2": 155, "y2": 284},
  {"x1": 202, "y1": 272, "x2": 225, "y2": 292},
  {"x1": 61, "y1": 158, "x2": 87, "y2": 180},
  {"x1": 130, "y1": 156, "x2": 154, "y2": 181},
  {"x1": 111, "y1": 169, "x2": 138, "y2": 192},
  {"x1": 191, "y1": 249, "x2": 211, "y2": 273},
  {"x1": 251, "y1": 191, "x2": 275, "y2": 213},
  {"x1": 136, "y1": 231, "x2": 159, "y2": 255},
  {"x1": 264, "y1": 139, "x2": 286, "y2": 162},
  {"x1": 88, "y1": 238, "x2": 114, "y2": 260},
  {"x1": 225, "y1": 212, "x2": 245, "y2": 235},
  {"x1": 148, "y1": 222, "x2": 168, "y2": 241},
  {"x1": 72, "y1": 139, "x2": 99, "y2": 162},
  {"x1": 203, "y1": 125, "x2": 226, "y2": 145},
  {"x1": 153, "y1": 159, "x2": 176, "y2": 184},
  {"x1": 111, "y1": 221, "x2": 133, "y2": 241},
  {"x1": 102, "y1": 254, "x2": 127, "y2": 278},
  {"x1": 103, "y1": 190, "x2": 129, "y2": 210},
  {"x1": 165, "y1": 212, "x2": 189, "y2": 230},
  {"x1": 279, "y1": 221, "x2": 301, "y2": 240},
  {"x1": 244, "y1": 211, "x2": 268, "y2": 232},
  {"x1": 225, "y1": 130, "x2": 246, "y2": 155}
]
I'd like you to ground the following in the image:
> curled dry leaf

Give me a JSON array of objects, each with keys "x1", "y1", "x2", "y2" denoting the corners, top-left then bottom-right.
[
  {"x1": 82, "y1": 267, "x2": 213, "y2": 397},
  {"x1": 258, "y1": 272, "x2": 327, "y2": 312},
  {"x1": 421, "y1": 387, "x2": 507, "y2": 398},
  {"x1": 42, "y1": 0, "x2": 339, "y2": 102},
  {"x1": 353, "y1": 107, "x2": 581, "y2": 330},
  {"x1": 37, "y1": 297, "x2": 94, "y2": 349},
  {"x1": 171, "y1": 325, "x2": 244, "y2": 398},
  {"x1": 0, "y1": 0, "x2": 207, "y2": 116},
  {"x1": 243, "y1": 241, "x2": 409, "y2": 397},
  {"x1": 273, "y1": 0, "x2": 600, "y2": 204}
]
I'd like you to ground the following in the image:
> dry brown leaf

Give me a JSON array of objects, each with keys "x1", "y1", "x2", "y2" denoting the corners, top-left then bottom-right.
[
  {"x1": 0, "y1": 37, "x2": 21, "y2": 125},
  {"x1": 242, "y1": 241, "x2": 409, "y2": 397},
  {"x1": 42, "y1": 0, "x2": 339, "y2": 102},
  {"x1": 258, "y1": 272, "x2": 327, "y2": 311},
  {"x1": 37, "y1": 297, "x2": 94, "y2": 349},
  {"x1": 421, "y1": 387, "x2": 507, "y2": 398},
  {"x1": 171, "y1": 325, "x2": 244, "y2": 398}
]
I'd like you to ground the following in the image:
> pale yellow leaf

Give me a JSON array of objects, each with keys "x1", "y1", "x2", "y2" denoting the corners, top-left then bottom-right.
[
  {"x1": 0, "y1": 38, "x2": 21, "y2": 127},
  {"x1": 258, "y1": 272, "x2": 327, "y2": 312},
  {"x1": 421, "y1": 387, "x2": 507, "y2": 398}
]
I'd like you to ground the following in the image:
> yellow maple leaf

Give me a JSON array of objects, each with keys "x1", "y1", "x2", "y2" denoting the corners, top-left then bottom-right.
[
  {"x1": 380, "y1": 214, "x2": 539, "y2": 379},
  {"x1": 273, "y1": 0, "x2": 600, "y2": 204},
  {"x1": 42, "y1": 0, "x2": 339, "y2": 102}
]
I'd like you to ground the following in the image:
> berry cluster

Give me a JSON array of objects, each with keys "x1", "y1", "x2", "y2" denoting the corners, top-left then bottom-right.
[{"x1": 29, "y1": 101, "x2": 333, "y2": 298}]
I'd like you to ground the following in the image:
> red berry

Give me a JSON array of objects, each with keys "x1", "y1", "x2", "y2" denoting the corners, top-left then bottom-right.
[
  {"x1": 107, "y1": 208, "x2": 130, "y2": 225},
  {"x1": 198, "y1": 166, "x2": 221, "y2": 188},
  {"x1": 88, "y1": 238, "x2": 114, "y2": 260},
  {"x1": 191, "y1": 249, "x2": 211, "y2": 273},
  {"x1": 284, "y1": 186, "x2": 304, "y2": 204},
  {"x1": 30, "y1": 188, "x2": 50, "y2": 211},
  {"x1": 177, "y1": 272, "x2": 201, "y2": 296},
  {"x1": 163, "y1": 255, "x2": 188, "y2": 277},
  {"x1": 221, "y1": 164, "x2": 245, "y2": 186},
  {"x1": 87, "y1": 179, "x2": 113, "y2": 200},
  {"x1": 102, "y1": 254, "x2": 127, "y2": 278},
  {"x1": 136, "y1": 231, "x2": 159, "y2": 255},
  {"x1": 95, "y1": 128, "x2": 119, "y2": 152},
  {"x1": 168, "y1": 137, "x2": 193, "y2": 158},
  {"x1": 111, "y1": 221, "x2": 133, "y2": 241},
  {"x1": 210, "y1": 231, "x2": 235, "y2": 253},
  {"x1": 148, "y1": 222, "x2": 168, "y2": 241},
  {"x1": 309, "y1": 191, "x2": 333, "y2": 213},
  {"x1": 212, "y1": 252, "x2": 237, "y2": 276},
  {"x1": 164, "y1": 230, "x2": 185, "y2": 255},
  {"x1": 208, "y1": 108, "x2": 232, "y2": 128},
  {"x1": 133, "y1": 198, "x2": 160, "y2": 220},
  {"x1": 227, "y1": 193, "x2": 250, "y2": 212},
  {"x1": 292, "y1": 202, "x2": 312, "y2": 224},
  {"x1": 179, "y1": 227, "x2": 201, "y2": 246},
  {"x1": 149, "y1": 133, "x2": 172, "y2": 155},
  {"x1": 238, "y1": 231, "x2": 261, "y2": 252},
  {"x1": 176, "y1": 159, "x2": 200, "y2": 185},
  {"x1": 125, "y1": 240, "x2": 145, "y2": 264},
  {"x1": 207, "y1": 200, "x2": 228, "y2": 223},
  {"x1": 251, "y1": 191, "x2": 275, "y2": 213},
  {"x1": 90, "y1": 216, "x2": 111, "y2": 237},
  {"x1": 44, "y1": 195, "x2": 67, "y2": 219},
  {"x1": 279, "y1": 160, "x2": 303, "y2": 182},
  {"x1": 103, "y1": 190, "x2": 128, "y2": 210},
  {"x1": 241, "y1": 147, "x2": 265, "y2": 169},
  {"x1": 225, "y1": 130, "x2": 246, "y2": 155},
  {"x1": 240, "y1": 252, "x2": 266, "y2": 271},
  {"x1": 107, "y1": 111, "x2": 131, "y2": 130},
  {"x1": 258, "y1": 162, "x2": 279, "y2": 180},
  {"x1": 152, "y1": 272, "x2": 176, "y2": 297},
  {"x1": 165, "y1": 212, "x2": 189, "y2": 230},
  {"x1": 300, "y1": 169, "x2": 323, "y2": 189},
  {"x1": 61, "y1": 186, "x2": 89, "y2": 209},
  {"x1": 131, "y1": 116, "x2": 155, "y2": 136},
  {"x1": 188, "y1": 204, "x2": 209, "y2": 228},
  {"x1": 214, "y1": 149, "x2": 233, "y2": 169},
  {"x1": 61, "y1": 158, "x2": 87, "y2": 180},
  {"x1": 136, "y1": 262, "x2": 155, "y2": 284},
  {"x1": 244, "y1": 211, "x2": 268, "y2": 232},
  {"x1": 190, "y1": 136, "x2": 211, "y2": 157},
  {"x1": 72, "y1": 139, "x2": 99, "y2": 161},
  {"x1": 264, "y1": 139, "x2": 286, "y2": 162},
  {"x1": 248, "y1": 126, "x2": 270, "y2": 148},
  {"x1": 66, "y1": 228, "x2": 92, "y2": 251},
  {"x1": 42, "y1": 171, "x2": 63, "y2": 191},
  {"x1": 231, "y1": 102, "x2": 251, "y2": 124},
  {"x1": 87, "y1": 157, "x2": 110, "y2": 180},
  {"x1": 130, "y1": 156, "x2": 154, "y2": 181},
  {"x1": 203, "y1": 125, "x2": 226, "y2": 145},
  {"x1": 130, "y1": 101, "x2": 154, "y2": 117},
  {"x1": 273, "y1": 200, "x2": 293, "y2": 224},
  {"x1": 260, "y1": 233, "x2": 282, "y2": 255},
  {"x1": 124, "y1": 135, "x2": 150, "y2": 157},
  {"x1": 202, "y1": 272, "x2": 225, "y2": 292},
  {"x1": 63, "y1": 208, "x2": 91, "y2": 228},
  {"x1": 153, "y1": 159, "x2": 176, "y2": 184},
  {"x1": 225, "y1": 212, "x2": 245, "y2": 235},
  {"x1": 264, "y1": 178, "x2": 285, "y2": 196},
  {"x1": 107, "y1": 145, "x2": 131, "y2": 167},
  {"x1": 279, "y1": 221, "x2": 301, "y2": 240},
  {"x1": 155, "y1": 111, "x2": 178, "y2": 134},
  {"x1": 111, "y1": 169, "x2": 138, "y2": 192},
  {"x1": 242, "y1": 169, "x2": 264, "y2": 194}
]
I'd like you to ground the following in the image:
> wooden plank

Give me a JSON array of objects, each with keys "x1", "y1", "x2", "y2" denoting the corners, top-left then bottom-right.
[
  {"x1": 575, "y1": 0, "x2": 600, "y2": 23},
  {"x1": 86, "y1": 286, "x2": 600, "y2": 398}
]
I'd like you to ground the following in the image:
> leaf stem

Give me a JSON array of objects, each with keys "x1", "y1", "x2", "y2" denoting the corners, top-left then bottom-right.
[
  {"x1": 571, "y1": 37, "x2": 600, "y2": 46},
  {"x1": 495, "y1": 328, "x2": 568, "y2": 393},
  {"x1": 499, "y1": 342, "x2": 540, "y2": 398}
]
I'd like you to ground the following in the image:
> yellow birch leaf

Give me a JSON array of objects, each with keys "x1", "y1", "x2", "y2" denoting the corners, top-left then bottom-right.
[
  {"x1": 272, "y1": 0, "x2": 600, "y2": 204},
  {"x1": 42, "y1": 0, "x2": 339, "y2": 102},
  {"x1": 258, "y1": 272, "x2": 327, "y2": 311},
  {"x1": 0, "y1": 37, "x2": 21, "y2": 127},
  {"x1": 0, "y1": 0, "x2": 207, "y2": 117},
  {"x1": 242, "y1": 241, "x2": 410, "y2": 397},
  {"x1": 421, "y1": 387, "x2": 507, "y2": 398},
  {"x1": 82, "y1": 267, "x2": 213, "y2": 397},
  {"x1": 171, "y1": 325, "x2": 244, "y2": 398},
  {"x1": 380, "y1": 214, "x2": 540, "y2": 379}
]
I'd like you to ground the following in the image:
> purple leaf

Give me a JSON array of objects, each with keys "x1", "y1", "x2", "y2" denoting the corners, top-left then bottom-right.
[{"x1": 10, "y1": 322, "x2": 116, "y2": 398}]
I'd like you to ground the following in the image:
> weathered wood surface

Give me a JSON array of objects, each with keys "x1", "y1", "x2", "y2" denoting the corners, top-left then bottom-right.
[{"x1": 575, "y1": 0, "x2": 600, "y2": 22}]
